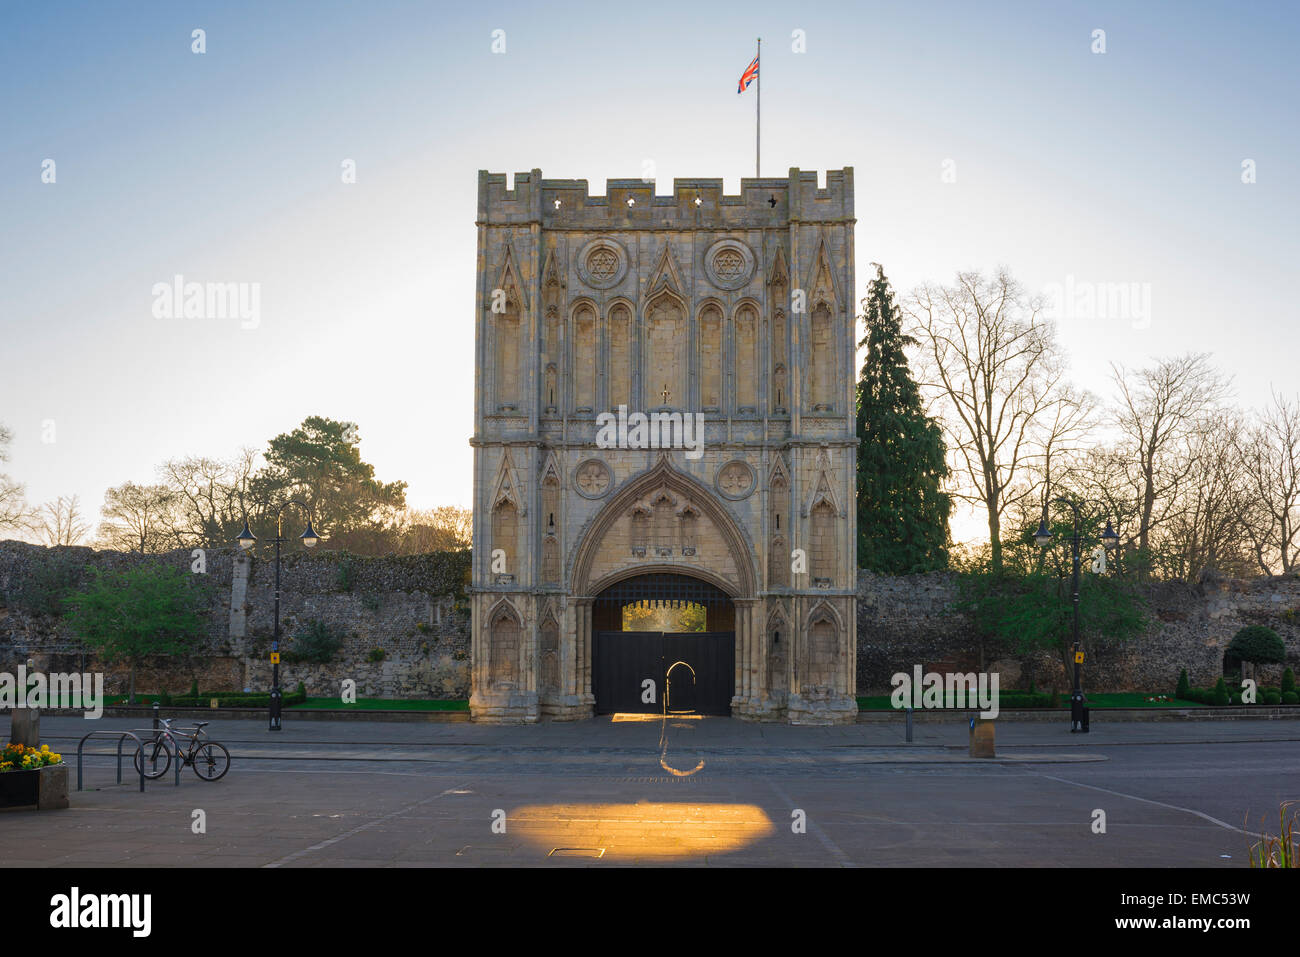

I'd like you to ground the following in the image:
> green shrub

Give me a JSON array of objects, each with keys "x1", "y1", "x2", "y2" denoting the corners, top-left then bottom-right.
[
  {"x1": 336, "y1": 555, "x2": 356, "y2": 593},
  {"x1": 1283, "y1": 668, "x2": 1296, "y2": 695},
  {"x1": 1264, "y1": 690, "x2": 1282, "y2": 706},
  {"x1": 1213, "y1": 677, "x2": 1230, "y2": 706},
  {"x1": 1176, "y1": 668, "x2": 1190, "y2": 699},
  {"x1": 296, "y1": 681, "x2": 306, "y2": 697},
  {"x1": 1283, "y1": 691, "x2": 1299, "y2": 705},
  {"x1": 366, "y1": 647, "x2": 386, "y2": 663},
  {"x1": 189, "y1": 679, "x2": 199, "y2": 697},
  {"x1": 1228, "y1": 626, "x2": 1286, "y2": 666},
  {"x1": 283, "y1": 619, "x2": 345, "y2": 664}
]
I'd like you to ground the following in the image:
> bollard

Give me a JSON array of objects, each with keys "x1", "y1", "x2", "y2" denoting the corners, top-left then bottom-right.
[
  {"x1": 10, "y1": 708, "x2": 39, "y2": 748},
  {"x1": 968, "y1": 716, "x2": 995, "y2": 758},
  {"x1": 153, "y1": 701, "x2": 160, "y2": 730},
  {"x1": 905, "y1": 706, "x2": 913, "y2": 742}
]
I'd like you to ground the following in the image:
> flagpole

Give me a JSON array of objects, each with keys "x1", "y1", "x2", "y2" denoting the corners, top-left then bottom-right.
[{"x1": 755, "y1": 37, "x2": 761, "y2": 177}]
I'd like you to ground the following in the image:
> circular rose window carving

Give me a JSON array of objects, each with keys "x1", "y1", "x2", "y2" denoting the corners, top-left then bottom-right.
[
  {"x1": 576, "y1": 239, "x2": 628, "y2": 290},
  {"x1": 574, "y1": 459, "x2": 612, "y2": 499},
  {"x1": 704, "y1": 239, "x2": 756, "y2": 290},
  {"x1": 715, "y1": 460, "x2": 756, "y2": 500}
]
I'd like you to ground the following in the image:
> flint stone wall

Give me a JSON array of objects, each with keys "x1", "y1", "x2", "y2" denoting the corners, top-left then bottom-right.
[
  {"x1": 856, "y1": 568, "x2": 1300, "y2": 695},
  {"x1": 0, "y1": 541, "x2": 471, "y2": 699},
  {"x1": 2, "y1": 541, "x2": 1297, "y2": 701}
]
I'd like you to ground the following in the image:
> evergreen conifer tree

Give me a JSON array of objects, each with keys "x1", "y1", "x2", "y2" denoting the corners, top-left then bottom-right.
[{"x1": 856, "y1": 265, "x2": 952, "y2": 573}]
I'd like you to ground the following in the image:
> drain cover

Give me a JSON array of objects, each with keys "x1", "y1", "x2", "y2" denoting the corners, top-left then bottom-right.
[{"x1": 548, "y1": 847, "x2": 606, "y2": 858}]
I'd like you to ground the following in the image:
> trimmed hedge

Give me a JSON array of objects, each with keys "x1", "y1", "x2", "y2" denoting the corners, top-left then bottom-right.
[
  {"x1": 167, "y1": 688, "x2": 308, "y2": 709},
  {"x1": 1182, "y1": 685, "x2": 1297, "y2": 706}
]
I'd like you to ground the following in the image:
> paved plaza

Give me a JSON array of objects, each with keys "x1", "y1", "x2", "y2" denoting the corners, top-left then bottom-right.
[{"x1": 6, "y1": 714, "x2": 1297, "y2": 867}]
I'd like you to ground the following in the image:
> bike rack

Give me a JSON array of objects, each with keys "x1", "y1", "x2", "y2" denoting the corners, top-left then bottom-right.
[{"x1": 75, "y1": 730, "x2": 181, "y2": 792}]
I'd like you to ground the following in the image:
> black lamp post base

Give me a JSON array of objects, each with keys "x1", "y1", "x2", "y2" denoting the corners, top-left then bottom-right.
[{"x1": 1070, "y1": 694, "x2": 1089, "y2": 733}]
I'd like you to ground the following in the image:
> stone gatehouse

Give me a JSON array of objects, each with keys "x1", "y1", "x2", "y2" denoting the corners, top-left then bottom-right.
[{"x1": 469, "y1": 168, "x2": 859, "y2": 724}]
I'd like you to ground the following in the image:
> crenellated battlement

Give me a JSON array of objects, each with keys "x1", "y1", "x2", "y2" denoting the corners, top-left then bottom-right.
[{"x1": 477, "y1": 168, "x2": 854, "y2": 229}]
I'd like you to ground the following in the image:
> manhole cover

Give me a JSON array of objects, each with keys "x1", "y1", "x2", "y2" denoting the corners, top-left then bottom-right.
[{"x1": 548, "y1": 847, "x2": 606, "y2": 858}]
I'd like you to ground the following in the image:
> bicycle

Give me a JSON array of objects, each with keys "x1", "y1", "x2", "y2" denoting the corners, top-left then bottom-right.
[{"x1": 133, "y1": 718, "x2": 231, "y2": 782}]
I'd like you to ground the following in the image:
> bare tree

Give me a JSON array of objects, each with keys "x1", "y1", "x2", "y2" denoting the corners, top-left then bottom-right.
[
  {"x1": 0, "y1": 423, "x2": 33, "y2": 534},
  {"x1": 904, "y1": 269, "x2": 1084, "y2": 572},
  {"x1": 1161, "y1": 410, "x2": 1254, "y2": 580},
  {"x1": 36, "y1": 494, "x2": 89, "y2": 546},
  {"x1": 1240, "y1": 391, "x2": 1300, "y2": 574},
  {"x1": 397, "y1": 505, "x2": 473, "y2": 553},
  {"x1": 1108, "y1": 353, "x2": 1231, "y2": 576},
  {"x1": 157, "y1": 449, "x2": 258, "y2": 547},
  {"x1": 97, "y1": 481, "x2": 177, "y2": 553}
]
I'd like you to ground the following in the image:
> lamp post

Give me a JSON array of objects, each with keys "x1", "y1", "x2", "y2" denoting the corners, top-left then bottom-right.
[
  {"x1": 1035, "y1": 498, "x2": 1119, "y2": 733},
  {"x1": 237, "y1": 502, "x2": 320, "y2": 732}
]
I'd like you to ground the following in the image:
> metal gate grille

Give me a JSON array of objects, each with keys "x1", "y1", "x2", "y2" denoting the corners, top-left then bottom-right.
[
  {"x1": 592, "y1": 573, "x2": 732, "y2": 609},
  {"x1": 592, "y1": 574, "x2": 735, "y2": 716},
  {"x1": 594, "y1": 631, "x2": 734, "y2": 716}
]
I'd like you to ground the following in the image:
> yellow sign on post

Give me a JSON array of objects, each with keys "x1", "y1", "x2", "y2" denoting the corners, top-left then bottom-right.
[
  {"x1": 270, "y1": 652, "x2": 280, "y2": 664},
  {"x1": 1075, "y1": 651, "x2": 1085, "y2": 664}
]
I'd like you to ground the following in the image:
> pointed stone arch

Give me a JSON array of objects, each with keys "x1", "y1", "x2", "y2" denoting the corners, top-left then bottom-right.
[
  {"x1": 485, "y1": 597, "x2": 523, "y2": 690},
  {"x1": 491, "y1": 451, "x2": 525, "y2": 514},
  {"x1": 571, "y1": 457, "x2": 757, "y2": 598},
  {"x1": 802, "y1": 454, "x2": 843, "y2": 518},
  {"x1": 538, "y1": 601, "x2": 561, "y2": 699},
  {"x1": 644, "y1": 241, "x2": 687, "y2": 301},
  {"x1": 803, "y1": 234, "x2": 841, "y2": 313},
  {"x1": 766, "y1": 602, "x2": 791, "y2": 697},
  {"x1": 492, "y1": 243, "x2": 529, "y2": 412},
  {"x1": 732, "y1": 298, "x2": 761, "y2": 413},
  {"x1": 802, "y1": 599, "x2": 843, "y2": 693},
  {"x1": 606, "y1": 296, "x2": 634, "y2": 410},
  {"x1": 805, "y1": 235, "x2": 841, "y2": 412},
  {"x1": 643, "y1": 284, "x2": 687, "y2": 410},
  {"x1": 697, "y1": 299, "x2": 725, "y2": 411},
  {"x1": 769, "y1": 246, "x2": 790, "y2": 414},
  {"x1": 571, "y1": 298, "x2": 599, "y2": 412},
  {"x1": 540, "y1": 248, "x2": 565, "y2": 412}
]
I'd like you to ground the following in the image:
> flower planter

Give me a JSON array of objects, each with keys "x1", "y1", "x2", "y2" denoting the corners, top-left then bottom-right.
[
  {"x1": 0, "y1": 769, "x2": 39, "y2": 808},
  {"x1": 0, "y1": 764, "x2": 68, "y2": 811}
]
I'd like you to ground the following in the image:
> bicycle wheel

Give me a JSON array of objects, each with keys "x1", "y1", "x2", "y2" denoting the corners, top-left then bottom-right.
[
  {"x1": 133, "y1": 738, "x2": 172, "y2": 780},
  {"x1": 191, "y1": 742, "x2": 230, "y2": 781}
]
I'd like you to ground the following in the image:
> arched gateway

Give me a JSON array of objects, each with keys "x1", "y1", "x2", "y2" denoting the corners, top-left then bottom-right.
[{"x1": 469, "y1": 168, "x2": 859, "y2": 724}]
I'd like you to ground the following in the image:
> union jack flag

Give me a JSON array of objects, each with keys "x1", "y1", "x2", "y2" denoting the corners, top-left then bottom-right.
[{"x1": 737, "y1": 54, "x2": 759, "y2": 93}]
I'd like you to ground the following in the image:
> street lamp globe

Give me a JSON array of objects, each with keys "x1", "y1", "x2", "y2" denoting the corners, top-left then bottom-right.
[
  {"x1": 1101, "y1": 520, "x2": 1120, "y2": 550},
  {"x1": 1034, "y1": 519, "x2": 1053, "y2": 548},
  {"x1": 300, "y1": 520, "x2": 320, "y2": 549},
  {"x1": 237, "y1": 521, "x2": 256, "y2": 550}
]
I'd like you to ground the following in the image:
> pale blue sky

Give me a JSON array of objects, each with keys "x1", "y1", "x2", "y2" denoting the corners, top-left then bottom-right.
[{"x1": 1, "y1": 0, "x2": 1296, "y2": 543}]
